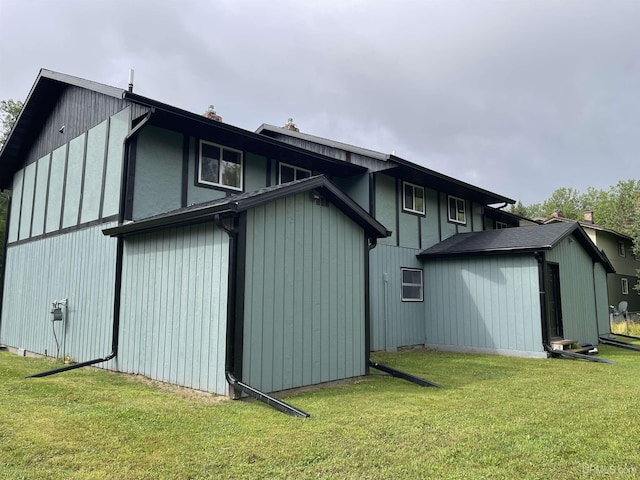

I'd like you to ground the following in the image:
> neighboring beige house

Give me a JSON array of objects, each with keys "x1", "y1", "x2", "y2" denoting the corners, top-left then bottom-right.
[{"x1": 544, "y1": 210, "x2": 640, "y2": 314}]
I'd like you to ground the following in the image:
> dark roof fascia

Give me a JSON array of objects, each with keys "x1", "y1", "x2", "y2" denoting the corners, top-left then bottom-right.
[
  {"x1": 103, "y1": 175, "x2": 390, "y2": 239},
  {"x1": 124, "y1": 94, "x2": 366, "y2": 177},
  {"x1": 0, "y1": 69, "x2": 126, "y2": 189},
  {"x1": 256, "y1": 123, "x2": 390, "y2": 161},
  {"x1": 484, "y1": 205, "x2": 536, "y2": 225},
  {"x1": 420, "y1": 246, "x2": 552, "y2": 260},
  {"x1": 387, "y1": 155, "x2": 515, "y2": 206}
]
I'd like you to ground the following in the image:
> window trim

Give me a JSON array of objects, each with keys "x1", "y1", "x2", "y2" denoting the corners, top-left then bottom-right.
[
  {"x1": 618, "y1": 241, "x2": 626, "y2": 257},
  {"x1": 622, "y1": 278, "x2": 629, "y2": 295},
  {"x1": 278, "y1": 162, "x2": 312, "y2": 184},
  {"x1": 636, "y1": 280, "x2": 640, "y2": 296},
  {"x1": 495, "y1": 221, "x2": 508, "y2": 229},
  {"x1": 448, "y1": 195, "x2": 467, "y2": 225},
  {"x1": 197, "y1": 140, "x2": 243, "y2": 191},
  {"x1": 401, "y1": 267, "x2": 424, "y2": 302},
  {"x1": 402, "y1": 181, "x2": 425, "y2": 215}
]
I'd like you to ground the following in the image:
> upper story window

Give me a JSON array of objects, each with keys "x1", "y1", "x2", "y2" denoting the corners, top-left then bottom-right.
[
  {"x1": 618, "y1": 241, "x2": 626, "y2": 257},
  {"x1": 279, "y1": 162, "x2": 311, "y2": 184},
  {"x1": 401, "y1": 268, "x2": 423, "y2": 302},
  {"x1": 448, "y1": 195, "x2": 466, "y2": 224},
  {"x1": 198, "y1": 140, "x2": 243, "y2": 191},
  {"x1": 496, "y1": 221, "x2": 508, "y2": 229},
  {"x1": 402, "y1": 181, "x2": 425, "y2": 215},
  {"x1": 622, "y1": 278, "x2": 629, "y2": 295}
]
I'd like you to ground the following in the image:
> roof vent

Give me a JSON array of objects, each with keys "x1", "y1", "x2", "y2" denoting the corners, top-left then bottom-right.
[
  {"x1": 551, "y1": 209, "x2": 564, "y2": 218},
  {"x1": 203, "y1": 105, "x2": 222, "y2": 122},
  {"x1": 583, "y1": 210, "x2": 594, "y2": 224},
  {"x1": 283, "y1": 118, "x2": 299, "y2": 132}
]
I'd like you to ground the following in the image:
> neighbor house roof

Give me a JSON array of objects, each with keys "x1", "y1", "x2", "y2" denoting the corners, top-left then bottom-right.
[
  {"x1": 103, "y1": 175, "x2": 391, "y2": 239},
  {"x1": 418, "y1": 222, "x2": 615, "y2": 272},
  {"x1": 543, "y1": 216, "x2": 635, "y2": 242},
  {"x1": 257, "y1": 124, "x2": 516, "y2": 206}
]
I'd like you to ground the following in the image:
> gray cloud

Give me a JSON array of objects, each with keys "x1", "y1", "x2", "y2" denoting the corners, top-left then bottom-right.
[{"x1": 1, "y1": 0, "x2": 639, "y2": 204}]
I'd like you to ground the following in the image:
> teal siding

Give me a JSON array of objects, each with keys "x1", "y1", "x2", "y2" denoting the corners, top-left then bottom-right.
[
  {"x1": 244, "y1": 152, "x2": 267, "y2": 192},
  {"x1": 19, "y1": 162, "x2": 36, "y2": 240},
  {"x1": 102, "y1": 108, "x2": 130, "y2": 218},
  {"x1": 1, "y1": 223, "x2": 117, "y2": 362},
  {"x1": 420, "y1": 188, "x2": 439, "y2": 249},
  {"x1": 242, "y1": 193, "x2": 366, "y2": 393},
  {"x1": 118, "y1": 223, "x2": 229, "y2": 395},
  {"x1": 80, "y1": 120, "x2": 108, "y2": 223},
  {"x1": 369, "y1": 244, "x2": 425, "y2": 351},
  {"x1": 424, "y1": 255, "x2": 545, "y2": 357},
  {"x1": 594, "y1": 263, "x2": 610, "y2": 335},
  {"x1": 546, "y1": 237, "x2": 600, "y2": 345},
  {"x1": 7, "y1": 168, "x2": 23, "y2": 243},
  {"x1": 333, "y1": 174, "x2": 369, "y2": 210},
  {"x1": 374, "y1": 173, "x2": 397, "y2": 246},
  {"x1": 45, "y1": 145, "x2": 67, "y2": 233},
  {"x1": 439, "y1": 192, "x2": 457, "y2": 241},
  {"x1": 133, "y1": 126, "x2": 183, "y2": 220},
  {"x1": 31, "y1": 154, "x2": 50, "y2": 237},
  {"x1": 62, "y1": 134, "x2": 85, "y2": 228},
  {"x1": 398, "y1": 210, "x2": 421, "y2": 249}
]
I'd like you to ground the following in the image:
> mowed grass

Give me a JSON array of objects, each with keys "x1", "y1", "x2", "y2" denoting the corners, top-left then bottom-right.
[{"x1": 1, "y1": 347, "x2": 640, "y2": 479}]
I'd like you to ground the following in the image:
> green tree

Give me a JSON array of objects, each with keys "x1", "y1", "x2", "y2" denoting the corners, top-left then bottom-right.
[{"x1": 0, "y1": 99, "x2": 23, "y2": 150}]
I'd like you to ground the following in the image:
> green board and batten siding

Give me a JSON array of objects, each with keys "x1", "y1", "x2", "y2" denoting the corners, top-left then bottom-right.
[
  {"x1": 242, "y1": 192, "x2": 367, "y2": 393},
  {"x1": 1, "y1": 223, "x2": 117, "y2": 361},
  {"x1": 117, "y1": 223, "x2": 229, "y2": 395},
  {"x1": 545, "y1": 237, "x2": 601, "y2": 345},
  {"x1": 424, "y1": 255, "x2": 545, "y2": 357}
]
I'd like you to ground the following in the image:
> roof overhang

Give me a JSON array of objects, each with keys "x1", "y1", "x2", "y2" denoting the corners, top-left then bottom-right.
[
  {"x1": 125, "y1": 94, "x2": 366, "y2": 178},
  {"x1": 0, "y1": 69, "x2": 125, "y2": 189},
  {"x1": 103, "y1": 175, "x2": 390, "y2": 239},
  {"x1": 387, "y1": 155, "x2": 515, "y2": 206}
]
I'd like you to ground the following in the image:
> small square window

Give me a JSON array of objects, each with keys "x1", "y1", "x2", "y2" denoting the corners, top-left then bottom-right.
[
  {"x1": 618, "y1": 241, "x2": 626, "y2": 257},
  {"x1": 402, "y1": 182, "x2": 425, "y2": 215},
  {"x1": 496, "y1": 221, "x2": 508, "y2": 229},
  {"x1": 279, "y1": 163, "x2": 311, "y2": 184},
  {"x1": 401, "y1": 268, "x2": 423, "y2": 302},
  {"x1": 448, "y1": 195, "x2": 466, "y2": 224},
  {"x1": 198, "y1": 140, "x2": 243, "y2": 190},
  {"x1": 622, "y1": 278, "x2": 629, "y2": 295}
]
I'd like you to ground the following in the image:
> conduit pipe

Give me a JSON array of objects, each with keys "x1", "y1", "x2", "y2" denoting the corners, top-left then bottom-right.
[{"x1": 25, "y1": 109, "x2": 153, "y2": 378}]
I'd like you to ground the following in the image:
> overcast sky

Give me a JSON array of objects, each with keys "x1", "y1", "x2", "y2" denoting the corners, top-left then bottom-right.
[{"x1": 1, "y1": 0, "x2": 638, "y2": 205}]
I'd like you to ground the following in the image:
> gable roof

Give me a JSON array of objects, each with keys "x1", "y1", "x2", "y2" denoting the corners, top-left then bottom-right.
[
  {"x1": 257, "y1": 124, "x2": 515, "y2": 206},
  {"x1": 543, "y1": 216, "x2": 635, "y2": 242},
  {"x1": 418, "y1": 222, "x2": 614, "y2": 272},
  {"x1": 0, "y1": 69, "x2": 125, "y2": 188},
  {"x1": 103, "y1": 175, "x2": 391, "y2": 239}
]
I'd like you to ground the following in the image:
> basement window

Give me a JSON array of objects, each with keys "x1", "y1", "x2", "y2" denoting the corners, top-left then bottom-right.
[
  {"x1": 402, "y1": 182, "x2": 425, "y2": 215},
  {"x1": 622, "y1": 278, "x2": 629, "y2": 295},
  {"x1": 198, "y1": 140, "x2": 243, "y2": 191},
  {"x1": 279, "y1": 162, "x2": 311, "y2": 184},
  {"x1": 401, "y1": 268, "x2": 423, "y2": 302},
  {"x1": 448, "y1": 195, "x2": 466, "y2": 224},
  {"x1": 496, "y1": 221, "x2": 508, "y2": 229}
]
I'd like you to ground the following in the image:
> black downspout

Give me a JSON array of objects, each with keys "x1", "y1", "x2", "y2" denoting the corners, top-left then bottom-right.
[
  {"x1": 25, "y1": 109, "x2": 153, "y2": 378},
  {"x1": 0, "y1": 191, "x2": 12, "y2": 337},
  {"x1": 535, "y1": 251, "x2": 549, "y2": 349},
  {"x1": 365, "y1": 237, "x2": 377, "y2": 374}
]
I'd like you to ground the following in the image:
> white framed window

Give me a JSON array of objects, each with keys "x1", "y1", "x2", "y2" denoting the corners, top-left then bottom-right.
[
  {"x1": 402, "y1": 181, "x2": 425, "y2": 215},
  {"x1": 618, "y1": 241, "x2": 626, "y2": 257},
  {"x1": 401, "y1": 268, "x2": 423, "y2": 302},
  {"x1": 622, "y1": 278, "x2": 629, "y2": 295},
  {"x1": 636, "y1": 280, "x2": 640, "y2": 295},
  {"x1": 448, "y1": 195, "x2": 466, "y2": 224},
  {"x1": 279, "y1": 162, "x2": 311, "y2": 184},
  {"x1": 198, "y1": 140, "x2": 243, "y2": 191},
  {"x1": 496, "y1": 221, "x2": 508, "y2": 229}
]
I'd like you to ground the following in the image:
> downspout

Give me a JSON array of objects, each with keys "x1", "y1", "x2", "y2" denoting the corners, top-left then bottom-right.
[
  {"x1": 215, "y1": 213, "x2": 241, "y2": 398},
  {"x1": 535, "y1": 251, "x2": 550, "y2": 351},
  {"x1": 365, "y1": 238, "x2": 377, "y2": 373},
  {"x1": 26, "y1": 109, "x2": 153, "y2": 377},
  {"x1": 0, "y1": 190, "x2": 12, "y2": 337}
]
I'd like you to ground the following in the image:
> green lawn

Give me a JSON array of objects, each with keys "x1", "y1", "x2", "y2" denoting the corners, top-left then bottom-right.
[{"x1": 1, "y1": 346, "x2": 639, "y2": 479}]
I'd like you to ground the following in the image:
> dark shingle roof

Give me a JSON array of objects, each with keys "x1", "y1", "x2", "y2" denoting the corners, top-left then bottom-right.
[
  {"x1": 418, "y1": 222, "x2": 614, "y2": 272},
  {"x1": 103, "y1": 175, "x2": 390, "y2": 239}
]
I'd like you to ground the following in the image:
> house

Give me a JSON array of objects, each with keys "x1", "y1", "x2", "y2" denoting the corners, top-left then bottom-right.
[
  {"x1": 0, "y1": 69, "x2": 615, "y2": 400},
  {"x1": 544, "y1": 211, "x2": 640, "y2": 318},
  {"x1": 0, "y1": 69, "x2": 388, "y2": 397}
]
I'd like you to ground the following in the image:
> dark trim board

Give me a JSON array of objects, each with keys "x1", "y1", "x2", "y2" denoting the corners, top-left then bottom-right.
[
  {"x1": 98, "y1": 117, "x2": 112, "y2": 220},
  {"x1": 6, "y1": 215, "x2": 119, "y2": 248},
  {"x1": 181, "y1": 134, "x2": 189, "y2": 208}
]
